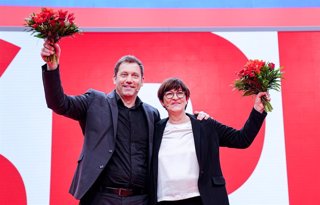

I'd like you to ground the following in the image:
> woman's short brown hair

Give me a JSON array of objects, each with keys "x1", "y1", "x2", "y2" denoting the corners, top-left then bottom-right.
[{"x1": 157, "y1": 77, "x2": 190, "y2": 102}]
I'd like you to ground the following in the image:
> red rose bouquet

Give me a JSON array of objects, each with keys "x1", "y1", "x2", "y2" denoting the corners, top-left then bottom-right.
[
  {"x1": 233, "y1": 59, "x2": 283, "y2": 112},
  {"x1": 24, "y1": 8, "x2": 80, "y2": 61}
]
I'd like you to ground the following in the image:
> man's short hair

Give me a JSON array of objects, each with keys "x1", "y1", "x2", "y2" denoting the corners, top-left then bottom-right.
[{"x1": 114, "y1": 55, "x2": 144, "y2": 77}]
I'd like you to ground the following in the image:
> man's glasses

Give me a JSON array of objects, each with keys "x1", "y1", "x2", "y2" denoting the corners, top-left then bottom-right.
[{"x1": 164, "y1": 91, "x2": 185, "y2": 99}]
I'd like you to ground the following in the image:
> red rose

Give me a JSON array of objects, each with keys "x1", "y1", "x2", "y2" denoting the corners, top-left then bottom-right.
[{"x1": 268, "y1": 62, "x2": 275, "y2": 70}]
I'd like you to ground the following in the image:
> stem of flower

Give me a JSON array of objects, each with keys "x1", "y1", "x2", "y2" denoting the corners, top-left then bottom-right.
[
  {"x1": 46, "y1": 54, "x2": 57, "y2": 63},
  {"x1": 261, "y1": 96, "x2": 273, "y2": 112}
]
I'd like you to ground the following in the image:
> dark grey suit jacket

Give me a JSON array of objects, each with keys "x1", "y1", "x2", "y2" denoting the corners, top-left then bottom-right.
[
  {"x1": 42, "y1": 66, "x2": 160, "y2": 199},
  {"x1": 151, "y1": 109, "x2": 266, "y2": 205}
]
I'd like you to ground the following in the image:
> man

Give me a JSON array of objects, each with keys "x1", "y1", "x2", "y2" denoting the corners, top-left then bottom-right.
[{"x1": 41, "y1": 40, "x2": 207, "y2": 204}]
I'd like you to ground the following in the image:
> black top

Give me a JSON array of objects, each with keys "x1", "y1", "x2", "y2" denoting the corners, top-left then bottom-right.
[{"x1": 101, "y1": 93, "x2": 149, "y2": 189}]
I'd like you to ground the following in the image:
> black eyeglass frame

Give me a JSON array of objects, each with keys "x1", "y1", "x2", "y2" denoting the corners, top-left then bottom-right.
[{"x1": 164, "y1": 91, "x2": 185, "y2": 99}]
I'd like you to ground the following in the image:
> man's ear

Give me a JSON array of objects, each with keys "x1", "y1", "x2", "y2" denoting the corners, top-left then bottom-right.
[{"x1": 113, "y1": 76, "x2": 116, "y2": 84}]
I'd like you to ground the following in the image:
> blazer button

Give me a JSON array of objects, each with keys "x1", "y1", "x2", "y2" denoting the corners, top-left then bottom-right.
[
  {"x1": 99, "y1": 165, "x2": 104, "y2": 169},
  {"x1": 108, "y1": 149, "x2": 113, "y2": 153}
]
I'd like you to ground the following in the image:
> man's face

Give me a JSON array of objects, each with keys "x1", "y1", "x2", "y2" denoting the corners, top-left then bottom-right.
[{"x1": 113, "y1": 62, "x2": 144, "y2": 100}]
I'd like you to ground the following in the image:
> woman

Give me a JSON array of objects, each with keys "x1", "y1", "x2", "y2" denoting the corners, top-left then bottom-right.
[{"x1": 150, "y1": 78, "x2": 268, "y2": 205}]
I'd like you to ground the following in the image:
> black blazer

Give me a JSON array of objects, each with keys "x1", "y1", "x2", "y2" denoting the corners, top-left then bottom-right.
[
  {"x1": 42, "y1": 66, "x2": 160, "y2": 199},
  {"x1": 151, "y1": 109, "x2": 266, "y2": 205}
]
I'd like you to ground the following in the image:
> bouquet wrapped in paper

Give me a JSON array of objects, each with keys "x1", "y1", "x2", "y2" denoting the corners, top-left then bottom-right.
[
  {"x1": 234, "y1": 59, "x2": 283, "y2": 112},
  {"x1": 24, "y1": 7, "x2": 80, "y2": 61}
]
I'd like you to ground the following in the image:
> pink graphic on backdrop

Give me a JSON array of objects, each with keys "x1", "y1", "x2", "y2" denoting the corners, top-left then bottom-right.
[
  {"x1": 0, "y1": 39, "x2": 20, "y2": 77},
  {"x1": 0, "y1": 154, "x2": 27, "y2": 205},
  {"x1": 0, "y1": 40, "x2": 25, "y2": 204}
]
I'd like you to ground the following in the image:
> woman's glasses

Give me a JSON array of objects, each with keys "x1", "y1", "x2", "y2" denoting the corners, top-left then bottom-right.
[{"x1": 164, "y1": 91, "x2": 185, "y2": 99}]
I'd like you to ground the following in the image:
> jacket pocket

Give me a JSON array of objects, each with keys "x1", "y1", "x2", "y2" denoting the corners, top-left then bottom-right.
[{"x1": 211, "y1": 176, "x2": 226, "y2": 186}]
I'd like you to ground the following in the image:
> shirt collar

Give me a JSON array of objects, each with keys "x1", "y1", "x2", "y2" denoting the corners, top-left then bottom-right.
[{"x1": 115, "y1": 91, "x2": 143, "y2": 109}]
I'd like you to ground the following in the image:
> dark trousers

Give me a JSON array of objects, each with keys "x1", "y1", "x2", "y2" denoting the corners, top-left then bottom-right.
[
  {"x1": 157, "y1": 196, "x2": 202, "y2": 205},
  {"x1": 80, "y1": 191, "x2": 148, "y2": 205}
]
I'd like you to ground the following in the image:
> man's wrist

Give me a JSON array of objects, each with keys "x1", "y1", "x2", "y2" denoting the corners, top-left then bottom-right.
[{"x1": 46, "y1": 64, "x2": 58, "y2": 71}]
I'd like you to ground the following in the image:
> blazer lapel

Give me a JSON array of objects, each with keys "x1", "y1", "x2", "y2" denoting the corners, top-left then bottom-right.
[
  {"x1": 189, "y1": 114, "x2": 202, "y2": 165},
  {"x1": 142, "y1": 104, "x2": 155, "y2": 145},
  {"x1": 143, "y1": 104, "x2": 163, "y2": 172},
  {"x1": 106, "y1": 91, "x2": 118, "y2": 141},
  {"x1": 154, "y1": 118, "x2": 168, "y2": 156}
]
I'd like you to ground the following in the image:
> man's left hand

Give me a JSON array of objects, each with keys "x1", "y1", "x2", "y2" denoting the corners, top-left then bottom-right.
[{"x1": 194, "y1": 111, "x2": 210, "y2": 120}]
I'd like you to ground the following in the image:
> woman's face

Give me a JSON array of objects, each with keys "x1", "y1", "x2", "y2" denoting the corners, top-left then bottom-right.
[{"x1": 161, "y1": 89, "x2": 188, "y2": 114}]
